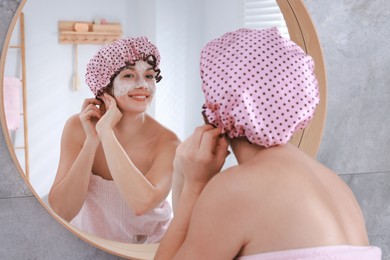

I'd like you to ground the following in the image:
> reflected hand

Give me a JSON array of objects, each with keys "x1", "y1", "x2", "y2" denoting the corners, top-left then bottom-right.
[
  {"x1": 79, "y1": 98, "x2": 104, "y2": 142},
  {"x1": 95, "y1": 93, "x2": 122, "y2": 138},
  {"x1": 174, "y1": 125, "x2": 229, "y2": 188}
]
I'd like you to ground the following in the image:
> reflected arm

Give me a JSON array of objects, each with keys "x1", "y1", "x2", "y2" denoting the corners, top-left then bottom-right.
[
  {"x1": 48, "y1": 114, "x2": 99, "y2": 222},
  {"x1": 99, "y1": 129, "x2": 178, "y2": 215}
]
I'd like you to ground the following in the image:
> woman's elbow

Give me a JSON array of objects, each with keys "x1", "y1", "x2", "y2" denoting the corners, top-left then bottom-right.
[
  {"x1": 132, "y1": 203, "x2": 153, "y2": 216},
  {"x1": 133, "y1": 207, "x2": 148, "y2": 217},
  {"x1": 132, "y1": 196, "x2": 160, "y2": 216},
  {"x1": 48, "y1": 193, "x2": 75, "y2": 222}
]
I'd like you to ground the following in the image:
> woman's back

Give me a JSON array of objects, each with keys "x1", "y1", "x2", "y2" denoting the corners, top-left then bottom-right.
[
  {"x1": 155, "y1": 27, "x2": 380, "y2": 260},
  {"x1": 219, "y1": 143, "x2": 369, "y2": 256}
]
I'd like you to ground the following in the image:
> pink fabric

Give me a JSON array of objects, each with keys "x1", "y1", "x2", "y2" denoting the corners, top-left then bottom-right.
[
  {"x1": 236, "y1": 246, "x2": 382, "y2": 260},
  {"x1": 200, "y1": 27, "x2": 320, "y2": 147},
  {"x1": 70, "y1": 174, "x2": 172, "y2": 244},
  {"x1": 85, "y1": 37, "x2": 162, "y2": 96},
  {"x1": 3, "y1": 77, "x2": 21, "y2": 131}
]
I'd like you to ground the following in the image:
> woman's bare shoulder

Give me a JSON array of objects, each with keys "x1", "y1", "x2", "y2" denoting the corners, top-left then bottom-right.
[
  {"x1": 147, "y1": 116, "x2": 181, "y2": 146},
  {"x1": 159, "y1": 127, "x2": 181, "y2": 143},
  {"x1": 64, "y1": 113, "x2": 82, "y2": 128},
  {"x1": 62, "y1": 113, "x2": 85, "y2": 143},
  {"x1": 205, "y1": 166, "x2": 256, "y2": 195},
  {"x1": 155, "y1": 130, "x2": 181, "y2": 155},
  {"x1": 204, "y1": 164, "x2": 279, "y2": 204}
]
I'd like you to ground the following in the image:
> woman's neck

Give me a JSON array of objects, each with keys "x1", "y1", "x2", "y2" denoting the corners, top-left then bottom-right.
[
  {"x1": 115, "y1": 111, "x2": 148, "y2": 136},
  {"x1": 229, "y1": 137, "x2": 266, "y2": 164}
]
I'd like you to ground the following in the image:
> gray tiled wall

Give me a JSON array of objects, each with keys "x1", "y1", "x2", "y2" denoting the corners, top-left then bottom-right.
[
  {"x1": 1, "y1": 0, "x2": 389, "y2": 259},
  {"x1": 305, "y1": 0, "x2": 390, "y2": 259}
]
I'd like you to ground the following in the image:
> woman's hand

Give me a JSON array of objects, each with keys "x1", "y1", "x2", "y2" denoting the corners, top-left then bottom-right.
[
  {"x1": 174, "y1": 125, "x2": 229, "y2": 189},
  {"x1": 95, "y1": 93, "x2": 122, "y2": 138},
  {"x1": 79, "y1": 98, "x2": 104, "y2": 142}
]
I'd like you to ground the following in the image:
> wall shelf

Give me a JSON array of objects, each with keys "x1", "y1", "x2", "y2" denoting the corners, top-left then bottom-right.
[{"x1": 58, "y1": 21, "x2": 122, "y2": 44}]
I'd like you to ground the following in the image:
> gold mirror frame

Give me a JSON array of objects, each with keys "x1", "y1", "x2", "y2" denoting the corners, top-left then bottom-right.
[{"x1": 0, "y1": 0, "x2": 326, "y2": 259}]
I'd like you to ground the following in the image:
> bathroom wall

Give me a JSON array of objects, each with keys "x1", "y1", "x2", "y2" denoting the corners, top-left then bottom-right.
[
  {"x1": 305, "y1": 0, "x2": 390, "y2": 258},
  {"x1": 4, "y1": 0, "x2": 137, "y2": 198},
  {"x1": 3, "y1": 0, "x2": 242, "y2": 199},
  {"x1": 1, "y1": 0, "x2": 390, "y2": 259}
]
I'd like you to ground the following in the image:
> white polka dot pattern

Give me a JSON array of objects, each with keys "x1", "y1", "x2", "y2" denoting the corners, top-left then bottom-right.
[
  {"x1": 200, "y1": 27, "x2": 320, "y2": 147},
  {"x1": 85, "y1": 37, "x2": 161, "y2": 96}
]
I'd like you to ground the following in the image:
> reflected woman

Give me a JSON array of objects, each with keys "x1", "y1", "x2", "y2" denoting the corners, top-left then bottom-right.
[
  {"x1": 156, "y1": 28, "x2": 381, "y2": 259},
  {"x1": 48, "y1": 37, "x2": 179, "y2": 244}
]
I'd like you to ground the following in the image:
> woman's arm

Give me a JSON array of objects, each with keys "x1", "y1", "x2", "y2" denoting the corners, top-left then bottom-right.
[
  {"x1": 96, "y1": 94, "x2": 179, "y2": 215},
  {"x1": 48, "y1": 99, "x2": 102, "y2": 221},
  {"x1": 172, "y1": 167, "x2": 184, "y2": 214},
  {"x1": 158, "y1": 172, "x2": 246, "y2": 260},
  {"x1": 48, "y1": 117, "x2": 98, "y2": 221},
  {"x1": 99, "y1": 131, "x2": 178, "y2": 215},
  {"x1": 155, "y1": 124, "x2": 229, "y2": 259}
]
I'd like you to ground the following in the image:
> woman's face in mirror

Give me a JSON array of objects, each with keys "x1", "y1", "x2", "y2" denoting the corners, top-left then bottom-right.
[
  {"x1": 113, "y1": 62, "x2": 157, "y2": 99},
  {"x1": 3, "y1": 0, "x2": 289, "y2": 245}
]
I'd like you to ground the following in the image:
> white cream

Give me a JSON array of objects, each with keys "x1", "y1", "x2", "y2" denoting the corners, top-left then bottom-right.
[{"x1": 112, "y1": 60, "x2": 156, "y2": 98}]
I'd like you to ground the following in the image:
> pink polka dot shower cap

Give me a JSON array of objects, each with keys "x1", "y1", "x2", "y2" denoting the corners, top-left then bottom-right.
[
  {"x1": 200, "y1": 27, "x2": 320, "y2": 147},
  {"x1": 86, "y1": 37, "x2": 161, "y2": 96}
]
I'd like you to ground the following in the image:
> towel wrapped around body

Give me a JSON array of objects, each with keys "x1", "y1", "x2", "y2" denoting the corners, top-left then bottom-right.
[
  {"x1": 236, "y1": 245, "x2": 382, "y2": 260},
  {"x1": 70, "y1": 174, "x2": 172, "y2": 244}
]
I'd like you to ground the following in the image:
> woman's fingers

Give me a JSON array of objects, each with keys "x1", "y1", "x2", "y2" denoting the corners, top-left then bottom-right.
[
  {"x1": 84, "y1": 109, "x2": 101, "y2": 119},
  {"x1": 100, "y1": 93, "x2": 116, "y2": 109},
  {"x1": 94, "y1": 93, "x2": 123, "y2": 135},
  {"x1": 215, "y1": 135, "x2": 229, "y2": 161},
  {"x1": 81, "y1": 98, "x2": 101, "y2": 110},
  {"x1": 83, "y1": 104, "x2": 101, "y2": 116},
  {"x1": 191, "y1": 124, "x2": 214, "y2": 150},
  {"x1": 199, "y1": 127, "x2": 222, "y2": 156},
  {"x1": 81, "y1": 98, "x2": 103, "y2": 120},
  {"x1": 176, "y1": 125, "x2": 215, "y2": 162},
  {"x1": 176, "y1": 124, "x2": 225, "y2": 164}
]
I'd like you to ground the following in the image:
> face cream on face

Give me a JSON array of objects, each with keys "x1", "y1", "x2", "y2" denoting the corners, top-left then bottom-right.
[{"x1": 112, "y1": 60, "x2": 156, "y2": 98}]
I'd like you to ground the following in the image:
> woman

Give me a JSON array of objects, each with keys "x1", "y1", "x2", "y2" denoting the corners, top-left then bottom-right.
[
  {"x1": 48, "y1": 37, "x2": 180, "y2": 244},
  {"x1": 156, "y1": 28, "x2": 381, "y2": 259}
]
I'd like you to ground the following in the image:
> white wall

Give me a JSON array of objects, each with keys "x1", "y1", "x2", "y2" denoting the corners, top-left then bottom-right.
[
  {"x1": 155, "y1": 0, "x2": 245, "y2": 137},
  {"x1": 155, "y1": 0, "x2": 244, "y2": 170},
  {"x1": 4, "y1": 0, "x2": 244, "y2": 198}
]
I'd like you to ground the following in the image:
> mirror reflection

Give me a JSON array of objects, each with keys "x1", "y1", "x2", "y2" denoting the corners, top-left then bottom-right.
[
  {"x1": 3, "y1": 0, "x2": 288, "y2": 244},
  {"x1": 49, "y1": 38, "x2": 180, "y2": 244}
]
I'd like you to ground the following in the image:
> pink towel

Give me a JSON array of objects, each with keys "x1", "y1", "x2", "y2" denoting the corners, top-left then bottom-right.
[
  {"x1": 3, "y1": 77, "x2": 21, "y2": 131},
  {"x1": 236, "y1": 245, "x2": 381, "y2": 260},
  {"x1": 70, "y1": 174, "x2": 172, "y2": 244}
]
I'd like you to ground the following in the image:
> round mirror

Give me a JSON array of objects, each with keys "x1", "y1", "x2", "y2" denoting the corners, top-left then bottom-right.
[{"x1": 0, "y1": 0, "x2": 326, "y2": 258}]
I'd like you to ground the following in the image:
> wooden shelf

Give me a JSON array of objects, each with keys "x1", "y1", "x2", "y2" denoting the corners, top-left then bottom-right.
[{"x1": 58, "y1": 21, "x2": 122, "y2": 44}]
